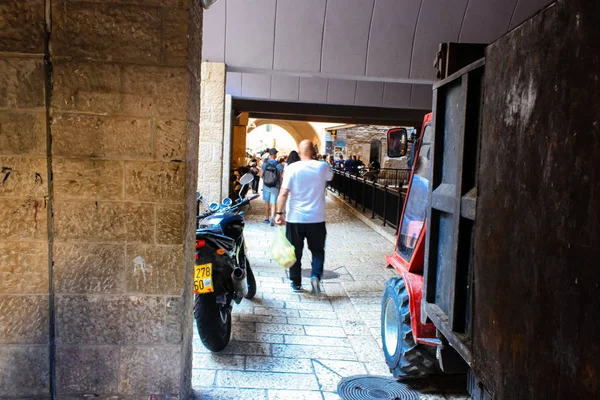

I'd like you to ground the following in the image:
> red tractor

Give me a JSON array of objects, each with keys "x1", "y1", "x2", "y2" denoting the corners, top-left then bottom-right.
[{"x1": 381, "y1": 113, "x2": 441, "y2": 377}]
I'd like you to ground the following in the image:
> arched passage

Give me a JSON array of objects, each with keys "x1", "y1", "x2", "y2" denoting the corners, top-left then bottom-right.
[{"x1": 250, "y1": 119, "x2": 322, "y2": 148}]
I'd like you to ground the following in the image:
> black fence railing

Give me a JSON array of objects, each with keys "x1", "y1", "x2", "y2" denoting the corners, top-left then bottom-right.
[{"x1": 329, "y1": 170, "x2": 408, "y2": 230}]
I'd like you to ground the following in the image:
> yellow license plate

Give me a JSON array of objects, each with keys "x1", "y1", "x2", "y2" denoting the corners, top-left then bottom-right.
[{"x1": 194, "y1": 263, "x2": 214, "y2": 294}]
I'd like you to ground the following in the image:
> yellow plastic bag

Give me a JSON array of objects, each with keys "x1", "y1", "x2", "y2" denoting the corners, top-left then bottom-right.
[{"x1": 271, "y1": 226, "x2": 296, "y2": 269}]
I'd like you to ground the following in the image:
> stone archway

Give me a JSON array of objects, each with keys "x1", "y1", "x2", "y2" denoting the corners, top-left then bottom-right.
[{"x1": 250, "y1": 119, "x2": 321, "y2": 148}]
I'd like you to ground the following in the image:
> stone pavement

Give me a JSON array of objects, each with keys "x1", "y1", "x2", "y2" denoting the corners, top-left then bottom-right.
[{"x1": 191, "y1": 196, "x2": 470, "y2": 400}]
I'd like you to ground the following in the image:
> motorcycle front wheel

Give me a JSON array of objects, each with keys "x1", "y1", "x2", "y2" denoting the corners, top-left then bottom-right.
[{"x1": 194, "y1": 293, "x2": 231, "y2": 351}]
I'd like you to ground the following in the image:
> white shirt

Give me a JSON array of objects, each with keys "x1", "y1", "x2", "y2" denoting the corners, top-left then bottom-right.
[{"x1": 281, "y1": 160, "x2": 333, "y2": 223}]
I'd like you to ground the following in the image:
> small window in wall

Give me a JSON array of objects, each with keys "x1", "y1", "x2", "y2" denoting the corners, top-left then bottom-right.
[{"x1": 370, "y1": 140, "x2": 381, "y2": 164}]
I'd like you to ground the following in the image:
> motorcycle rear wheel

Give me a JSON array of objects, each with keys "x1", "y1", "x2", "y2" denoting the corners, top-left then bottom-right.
[{"x1": 194, "y1": 293, "x2": 231, "y2": 352}]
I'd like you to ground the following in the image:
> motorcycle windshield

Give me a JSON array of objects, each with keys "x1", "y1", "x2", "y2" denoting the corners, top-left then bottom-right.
[{"x1": 397, "y1": 124, "x2": 433, "y2": 263}]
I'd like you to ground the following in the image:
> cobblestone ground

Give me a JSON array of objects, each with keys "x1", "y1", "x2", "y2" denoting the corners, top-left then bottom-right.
[{"x1": 192, "y1": 196, "x2": 470, "y2": 400}]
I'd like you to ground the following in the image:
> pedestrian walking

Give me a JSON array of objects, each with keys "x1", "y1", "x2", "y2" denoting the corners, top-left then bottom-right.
[
  {"x1": 286, "y1": 150, "x2": 300, "y2": 165},
  {"x1": 260, "y1": 148, "x2": 284, "y2": 226},
  {"x1": 274, "y1": 140, "x2": 333, "y2": 294}
]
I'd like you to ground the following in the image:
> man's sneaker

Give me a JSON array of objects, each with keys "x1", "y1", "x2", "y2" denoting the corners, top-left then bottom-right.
[
  {"x1": 310, "y1": 277, "x2": 321, "y2": 295},
  {"x1": 263, "y1": 219, "x2": 269, "y2": 224},
  {"x1": 270, "y1": 218, "x2": 275, "y2": 226},
  {"x1": 290, "y1": 283, "x2": 303, "y2": 292}
]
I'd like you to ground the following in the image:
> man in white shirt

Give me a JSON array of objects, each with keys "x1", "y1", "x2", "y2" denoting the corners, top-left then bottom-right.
[{"x1": 275, "y1": 140, "x2": 334, "y2": 294}]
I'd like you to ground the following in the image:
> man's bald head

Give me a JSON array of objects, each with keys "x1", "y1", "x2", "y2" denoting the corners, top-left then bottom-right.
[{"x1": 298, "y1": 140, "x2": 316, "y2": 160}]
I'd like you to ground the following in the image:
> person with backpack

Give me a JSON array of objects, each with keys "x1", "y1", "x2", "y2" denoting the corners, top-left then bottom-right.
[{"x1": 260, "y1": 148, "x2": 284, "y2": 226}]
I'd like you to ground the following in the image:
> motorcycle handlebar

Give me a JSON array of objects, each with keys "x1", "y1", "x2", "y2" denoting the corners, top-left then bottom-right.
[{"x1": 196, "y1": 194, "x2": 258, "y2": 220}]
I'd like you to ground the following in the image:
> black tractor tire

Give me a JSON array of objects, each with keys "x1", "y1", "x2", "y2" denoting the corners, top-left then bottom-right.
[
  {"x1": 245, "y1": 261, "x2": 257, "y2": 299},
  {"x1": 381, "y1": 276, "x2": 439, "y2": 378},
  {"x1": 194, "y1": 293, "x2": 231, "y2": 352}
]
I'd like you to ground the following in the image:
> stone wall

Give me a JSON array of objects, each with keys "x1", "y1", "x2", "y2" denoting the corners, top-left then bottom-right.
[
  {"x1": 0, "y1": 1, "x2": 51, "y2": 397},
  {"x1": 0, "y1": 0, "x2": 201, "y2": 398},
  {"x1": 198, "y1": 62, "x2": 225, "y2": 204},
  {"x1": 336, "y1": 125, "x2": 411, "y2": 169}
]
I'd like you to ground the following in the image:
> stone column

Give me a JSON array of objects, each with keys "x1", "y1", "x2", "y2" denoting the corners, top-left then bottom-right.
[
  {"x1": 48, "y1": 0, "x2": 201, "y2": 396},
  {"x1": 0, "y1": 0, "x2": 201, "y2": 398},
  {"x1": 0, "y1": 2, "x2": 51, "y2": 398},
  {"x1": 198, "y1": 62, "x2": 226, "y2": 203},
  {"x1": 222, "y1": 94, "x2": 233, "y2": 199}
]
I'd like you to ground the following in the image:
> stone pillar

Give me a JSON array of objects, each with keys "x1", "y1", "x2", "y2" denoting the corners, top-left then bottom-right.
[
  {"x1": 0, "y1": 2, "x2": 51, "y2": 398},
  {"x1": 222, "y1": 94, "x2": 233, "y2": 199},
  {"x1": 1, "y1": 0, "x2": 202, "y2": 398},
  {"x1": 49, "y1": 0, "x2": 201, "y2": 397},
  {"x1": 198, "y1": 62, "x2": 226, "y2": 203}
]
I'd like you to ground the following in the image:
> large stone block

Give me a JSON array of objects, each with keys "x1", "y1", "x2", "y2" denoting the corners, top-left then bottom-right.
[
  {"x1": 121, "y1": 93, "x2": 188, "y2": 119},
  {"x1": 122, "y1": 66, "x2": 188, "y2": 95},
  {"x1": 0, "y1": 198, "x2": 47, "y2": 240},
  {"x1": 198, "y1": 142, "x2": 223, "y2": 163},
  {"x1": 0, "y1": 156, "x2": 47, "y2": 198},
  {"x1": 52, "y1": 1, "x2": 162, "y2": 64},
  {"x1": 197, "y1": 161, "x2": 222, "y2": 183},
  {"x1": 53, "y1": 200, "x2": 154, "y2": 242},
  {"x1": 162, "y1": 9, "x2": 189, "y2": 66},
  {"x1": 200, "y1": 81, "x2": 225, "y2": 118},
  {"x1": 0, "y1": 1, "x2": 45, "y2": 53},
  {"x1": 0, "y1": 57, "x2": 45, "y2": 108},
  {"x1": 56, "y1": 347, "x2": 119, "y2": 395},
  {"x1": 156, "y1": 203, "x2": 184, "y2": 244},
  {"x1": 0, "y1": 111, "x2": 46, "y2": 155},
  {"x1": 155, "y1": 119, "x2": 187, "y2": 161},
  {"x1": 124, "y1": 161, "x2": 185, "y2": 202},
  {"x1": 52, "y1": 61, "x2": 122, "y2": 113},
  {"x1": 199, "y1": 121, "x2": 227, "y2": 143},
  {"x1": 0, "y1": 241, "x2": 48, "y2": 294},
  {"x1": 165, "y1": 296, "x2": 182, "y2": 344},
  {"x1": 0, "y1": 295, "x2": 49, "y2": 344},
  {"x1": 201, "y1": 62, "x2": 225, "y2": 83},
  {"x1": 125, "y1": 244, "x2": 184, "y2": 295},
  {"x1": 53, "y1": 243, "x2": 126, "y2": 294},
  {"x1": 119, "y1": 346, "x2": 181, "y2": 396},
  {"x1": 52, "y1": 114, "x2": 153, "y2": 159},
  {"x1": 121, "y1": 66, "x2": 188, "y2": 118},
  {"x1": 53, "y1": 159, "x2": 124, "y2": 200},
  {"x1": 55, "y1": 295, "x2": 166, "y2": 344},
  {"x1": 0, "y1": 346, "x2": 50, "y2": 397}
]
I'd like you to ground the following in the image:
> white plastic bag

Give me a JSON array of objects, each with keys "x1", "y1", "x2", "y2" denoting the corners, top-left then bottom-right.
[{"x1": 270, "y1": 226, "x2": 296, "y2": 269}]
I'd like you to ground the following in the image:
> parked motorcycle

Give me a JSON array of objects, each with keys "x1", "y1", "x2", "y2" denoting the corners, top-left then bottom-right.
[{"x1": 194, "y1": 173, "x2": 259, "y2": 351}]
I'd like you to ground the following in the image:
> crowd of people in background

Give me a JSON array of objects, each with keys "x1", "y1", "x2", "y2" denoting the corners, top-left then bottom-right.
[{"x1": 246, "y1": 150, "x2": 381, "y2": 192}]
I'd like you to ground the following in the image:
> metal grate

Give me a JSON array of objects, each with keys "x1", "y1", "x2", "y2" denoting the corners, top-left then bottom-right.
[{"x1": 338, "y1": 375, "x2": 420, "y2": 400}]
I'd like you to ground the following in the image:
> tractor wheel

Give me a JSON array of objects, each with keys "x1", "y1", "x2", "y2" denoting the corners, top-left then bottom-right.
[
  {"x1": 194, "y1": 293, "x2": 231, "y2": 352},
  {"x1": 381, "y1": 276, "x2": 439, "y2": 378},
  {"x1": 245, "y1": 261, "x2": 256, "y2": 299}
]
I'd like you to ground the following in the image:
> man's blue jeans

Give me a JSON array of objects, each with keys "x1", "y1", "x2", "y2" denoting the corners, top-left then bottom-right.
[{"x1": 286, "y1": 222, "x2": 327, "y2": 286}]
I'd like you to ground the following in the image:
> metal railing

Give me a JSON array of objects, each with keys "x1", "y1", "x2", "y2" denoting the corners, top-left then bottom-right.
[{"x1": 329, "y1": 170, "x2": 408, "y2": 230}]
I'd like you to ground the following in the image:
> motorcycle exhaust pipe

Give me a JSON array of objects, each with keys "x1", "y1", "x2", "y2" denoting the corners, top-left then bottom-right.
[{"x1": 232, "y1": 267, "x2": 248, "y2": 302}]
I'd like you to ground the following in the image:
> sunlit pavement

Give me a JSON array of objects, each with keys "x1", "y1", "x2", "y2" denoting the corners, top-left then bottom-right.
[{"x1": 191, "y1": 195, "x2": 470, "y2": 400}]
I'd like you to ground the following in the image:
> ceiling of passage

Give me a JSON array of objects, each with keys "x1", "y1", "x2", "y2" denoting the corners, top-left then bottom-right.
[{"x1": 203, "y1": 0, "x2": 553, "y2": 109}]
